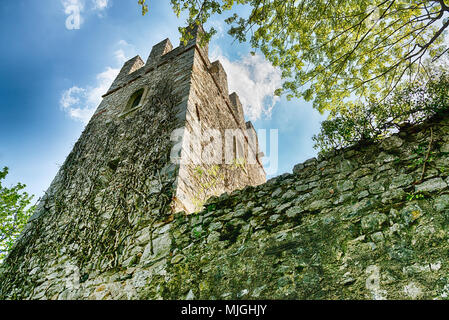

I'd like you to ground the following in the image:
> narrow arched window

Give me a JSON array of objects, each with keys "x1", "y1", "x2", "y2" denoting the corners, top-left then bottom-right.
[
  {"x1": 125, "y1": 88, "x2": 145, "y2": 111},
  {"x1": 195, "y1": 104, "x2": 201, "y2": 121}
]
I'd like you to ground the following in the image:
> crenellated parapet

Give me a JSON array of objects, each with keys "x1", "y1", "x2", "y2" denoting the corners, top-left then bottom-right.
[{"x1": 104, "y1": 26, "x2": 210, "y2": 98}]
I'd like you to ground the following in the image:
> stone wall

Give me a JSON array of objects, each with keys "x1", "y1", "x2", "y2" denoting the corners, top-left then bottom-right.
[
  {"x1": 160, "y1": 115, "x2": 449, "y2": 300},
  {"x1": 0, "y1": 29, "x2": 266, "y2": 299},
  {"x1": 2, "y1": 27, "x2": 449, "y2": 299},
  {"x1": 2, "y1": 112, "x2": 449, "y2": 299}
]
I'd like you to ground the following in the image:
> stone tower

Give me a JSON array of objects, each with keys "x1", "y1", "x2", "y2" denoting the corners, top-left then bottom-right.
[
  {"x1": 101, "y1": 25, "x2": 266, "y2": 214},
  {"x1": 0, "y1": 26, "x2": 265, "y2": 299}
]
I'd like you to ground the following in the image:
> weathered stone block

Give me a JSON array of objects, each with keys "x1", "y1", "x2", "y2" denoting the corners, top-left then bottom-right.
[
  {"x1": 415, "y1": 178, "x2": 447, "y2": 193},
  {"x1": 361, "y1": 213, "x2": 387, "y2": 232}
]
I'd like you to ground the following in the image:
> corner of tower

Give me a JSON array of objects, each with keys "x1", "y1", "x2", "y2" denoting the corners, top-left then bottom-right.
[{"x1": 180, "y1": 24, "x2": 209, "y2": 59}]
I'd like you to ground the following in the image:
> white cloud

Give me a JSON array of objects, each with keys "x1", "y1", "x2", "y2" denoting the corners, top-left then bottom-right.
[
  {"x1": 60, "y1": 67, "x2": 120, "y2": 124},
  {"x1": 114, "y1": 49, "x2": 127, "y2": 65},
  {"x1": 62, "y1": 0, "x2": 108, "y2": 11},
  {"x1": 118, "y1": 40, "x2": 129, "y2": 46},
  {"x1": 114, "y1": 40, "x2": 136, "y2": 63},
  {"x1": 211, "y1": 50, "x2": 282, "y2": 121},
  {"x1": 60, "y1": 41, "x2": 131, "y2": 124},
  {"x1": 207, "y1": 20, "x2": 225, "y2": 38},
  {"x1": 60, "y1": 86, "x2": 89, "y2": 122},
  {"x1": 92, "y1": 0, "x2": 108, "y2": 11}
]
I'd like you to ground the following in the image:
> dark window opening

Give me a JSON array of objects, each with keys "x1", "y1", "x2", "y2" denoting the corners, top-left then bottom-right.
[
  {"x1": 126, "y1": 88, "x2": 145, "y2": 111},
  {"x1": 195, "y1": 104, "x2": 201, "y2": 121},
  {"x1": 131, "y1": 94, "x2": 142, "y2": 108}
]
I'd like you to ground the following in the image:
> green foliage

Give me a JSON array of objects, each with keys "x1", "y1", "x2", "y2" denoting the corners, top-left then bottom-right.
[
  {"x1": 313, "y1": 70, "x2": 449, "y2": 152},
  {"x1": 139, "y1": 0, "x2": 449, "y2": 113},
  {"x1": 408, "y1": 142, "x2": 437, "y2": 170},
  {"x1": 439, "y1": 166, "x2": 449, "y2": 175},
  {"x1": 138, "y1": 0, "x2": 149, "y2": 15},
  {"x1": 0, "y1": 167, "x2": 35, "y2": 262},
  {"x1": 406, "y1": 192, "x2": 425, "y2": 202},
  {"x1": 192, "y1": 227, "x2": 203, "y2": 238}
]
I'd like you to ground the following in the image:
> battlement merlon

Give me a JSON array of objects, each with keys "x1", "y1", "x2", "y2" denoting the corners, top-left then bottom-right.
[
  {"x1": 229, "y1": 92, "x2": 245, "y2": 127},
  {"x1": 246, "y1": 121, "x2": 258, "y2": 146},
  {"x1": 108, "y1": 55, "x2": 145, "y2": 94},
  {"x1": 146, "y1": 38, "x2": 173, "y2": 65},
  {"x1": 209, "y1": 60, "x2": 229, "y2": 97}
]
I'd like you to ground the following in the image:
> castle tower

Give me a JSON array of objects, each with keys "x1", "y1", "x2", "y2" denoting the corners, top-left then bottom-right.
[
  {"x1": 0, "y1": 27, "x2": 265, "y2": 299},
  {"x1": 97, "y1": 25, "x2": 266, "y2": 213}
]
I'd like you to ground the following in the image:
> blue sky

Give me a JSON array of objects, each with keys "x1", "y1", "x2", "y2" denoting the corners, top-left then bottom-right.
[{"x1": 0, "y1": 0, "x2": 326, "y2": 201}]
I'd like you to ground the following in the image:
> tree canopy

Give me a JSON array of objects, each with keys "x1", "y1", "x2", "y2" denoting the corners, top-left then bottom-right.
[
  {"x1": 0, "y1": 167, "x2": 35, "y2": 262},
  {"x1": 139, "y1": 0, "x2": 449, "y2": 113},
  {"x1": 313, "y1": 68, "x2": 449, "y2": 152}
]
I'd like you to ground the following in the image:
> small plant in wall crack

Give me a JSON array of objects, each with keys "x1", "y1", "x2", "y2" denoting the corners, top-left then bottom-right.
[{"x1": 406, "y1": 192, "x2": 426, "y2": 202}]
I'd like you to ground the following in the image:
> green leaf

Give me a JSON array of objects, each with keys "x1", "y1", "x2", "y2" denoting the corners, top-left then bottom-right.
[{"x1": 0, "y1": 167, "x2": 35, "y2": 262}]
